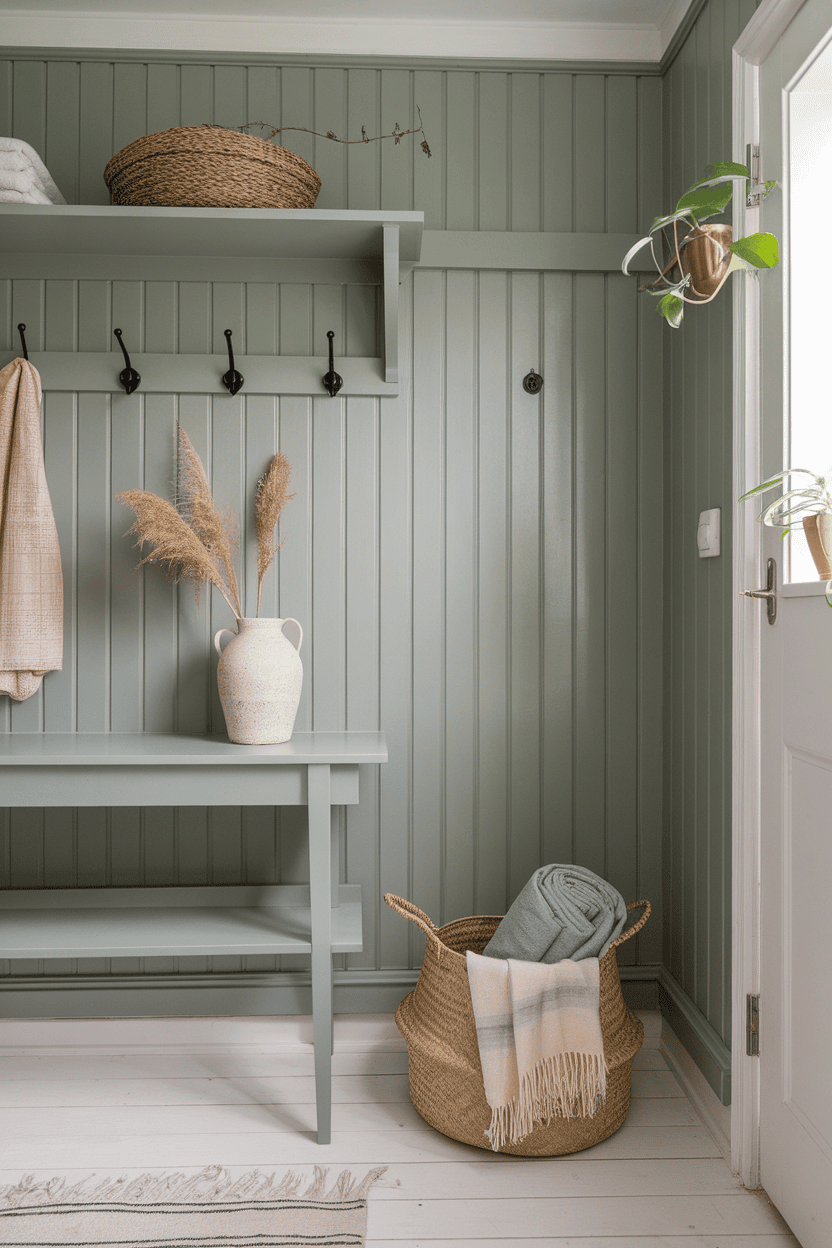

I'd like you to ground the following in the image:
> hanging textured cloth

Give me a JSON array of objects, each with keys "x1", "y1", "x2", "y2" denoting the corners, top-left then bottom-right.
[{"x1": 0, "y1": 358, "x2": 63, "y2": 700}]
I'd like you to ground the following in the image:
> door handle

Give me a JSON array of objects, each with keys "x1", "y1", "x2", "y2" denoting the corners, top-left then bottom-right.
[{"x1": 742, "y1": 557, "x2": 777, "y2": 625}]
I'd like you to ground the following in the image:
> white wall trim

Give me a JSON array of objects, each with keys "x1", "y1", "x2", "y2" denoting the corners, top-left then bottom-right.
[
  {"x1": 660, "y1": 1018, "x2": 732, "y2": 1163},
  {"x1": 735, "y1": 0, "x2": 807, "y2": 64},
  {"x1": 659, "y1": 0, "x2": 699, "y2": 55},
  {"x1": 730, "y1": 0, "x2": 806, "y2": 1193},
  {"x1": 0, "y1": 13, "x2": 670, "y2": 62}
]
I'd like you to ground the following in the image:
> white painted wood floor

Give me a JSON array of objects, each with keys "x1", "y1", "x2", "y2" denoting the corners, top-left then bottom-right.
[{"x1": 0, "y1": 1012, "x2": 799, "y2": 1247}]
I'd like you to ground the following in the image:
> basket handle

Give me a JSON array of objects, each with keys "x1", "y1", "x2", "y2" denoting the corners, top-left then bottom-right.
[
  {"x1": 608, "y1": 900, "x2": 651, "y2": 950},
  {"x1": 383, "y1": 893, "x2": 438, "y2": 939}
]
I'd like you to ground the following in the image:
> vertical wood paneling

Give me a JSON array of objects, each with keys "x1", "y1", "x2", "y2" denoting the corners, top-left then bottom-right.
[
  {"x1": 345, "y1": 69, "x2": 379, "y2": 214},
  {"x1": 343, "y1": 397, "x2": 380, "y2": 969},
  {"x1": 146, "y1": 63, "x2": 179, "y2": 135},
  {"x1": 661, "y1": 0, "x2": 758, "y2": 1049},
  {"x1": 445, "y1": 73, "x2": 476, "y2": 231},
  {"x1": 510, "y1": 75, "x2": 541, "y2": 231},
  {"x1": 574, "y1": 274, "x2": 607, "y2": 880},
  {"x1": 476, "y1": 270, "x2": 510, "y2": 914},
  {"x1": 636, "y1": 76, "x2": 665, "y2": 972},
  {"x1": 377, "y1": 286, "x2": 412, "y2": 970},
  {"x1": 508, "y1": 271, "x2": 542, "y2": 899},
  {"x1": 410, "y1": 269, "x2": 445, "y2": 930},
  {"x1": 478, "y1": 74, "x2": 509, "y2": 232},
  {"x1": 78, "y1": 62, "x2": 113, "y2": 205},
  {"x1": 443, "y1": 271, "x2": 477, "y2": 921},
  {"x1": 541, "y1": 272, "x2": 574, "y2": 869},
  {"x1": 46, "y1": 61, "x2": 80, "y2": 205},
  {"x1": 0, "y1": 56, "x2": 667, "y2": 1002}
]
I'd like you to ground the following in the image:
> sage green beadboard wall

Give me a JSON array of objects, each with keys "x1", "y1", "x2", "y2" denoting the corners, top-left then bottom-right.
[
  {"x1": 0, "y1": 56, "x2": 665, "y2": 1011},
  {"x1": 660, "y1": 0, "x2": 759, "y2": 1103}
]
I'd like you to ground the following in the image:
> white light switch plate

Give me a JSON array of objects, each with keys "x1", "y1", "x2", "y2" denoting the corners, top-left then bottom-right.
[{"x1": 697, "y1": 508, "x2": 720, "y2": 558}]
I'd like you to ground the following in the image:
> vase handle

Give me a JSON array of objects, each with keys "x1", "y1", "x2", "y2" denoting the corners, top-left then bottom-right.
[
  {"x1": 281, "y1": 617, "x2": 303, "y2": 654},
  {"x1": 214, "y1": 627, "x2": 235, "y2": 658}
]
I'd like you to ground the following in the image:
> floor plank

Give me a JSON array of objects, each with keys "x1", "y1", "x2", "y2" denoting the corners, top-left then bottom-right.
[
  {"x1": 0, "y1": 1013, "x2": 800, "y2": 1247},
  {"x1": 0, "y1": 1045, "x2": 665, "y2": 1083},
  {"x1": 0, "y1": 1095, "x2": 703, "y2": 1140},
  {"x1": 0, "y1": 1068, "x2": 678, "y2": 1109},
  {"x1": 367, "y1": 1193, "x2": 791, "y2": 1238},
  {"x1": 0, "y1": 1125, "x2": 725, "y2": 1170},
  {"x1": 367, "y1": 1240, "x2": 799, "y2": 1247}
]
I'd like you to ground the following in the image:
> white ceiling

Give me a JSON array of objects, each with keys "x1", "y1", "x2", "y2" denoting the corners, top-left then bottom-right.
[{"x1": 0, "y1": 0, "x2": 696, "y2": 62}]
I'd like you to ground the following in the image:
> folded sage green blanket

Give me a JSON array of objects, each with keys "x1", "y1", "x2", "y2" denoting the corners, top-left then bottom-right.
[{"x1": 482, "y1": 863, "x2": 627, "y2": 962}]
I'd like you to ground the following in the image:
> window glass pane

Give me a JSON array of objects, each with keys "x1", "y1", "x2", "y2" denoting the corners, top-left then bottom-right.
[{"x1": 789, "y1": 54, "x2": 832, "y2": 583}]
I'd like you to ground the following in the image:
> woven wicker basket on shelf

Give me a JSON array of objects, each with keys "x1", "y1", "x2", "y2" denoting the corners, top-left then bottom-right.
[
  {"x1": 103, "y1": 125, "x2": 321, "y2": 209},
  {"x1": 384, "y1": 893, "x2": 650, "y2": 1156}
]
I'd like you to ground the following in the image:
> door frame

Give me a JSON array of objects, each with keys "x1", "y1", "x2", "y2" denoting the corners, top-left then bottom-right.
[{"x1": 731, "y1": 0, "x2": 806, "y2": 1191}]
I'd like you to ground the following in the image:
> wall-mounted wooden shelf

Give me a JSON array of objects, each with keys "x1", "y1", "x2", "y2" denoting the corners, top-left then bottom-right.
[{"x1": 0, "y1": 204, "x2": 424, "y2": 392}]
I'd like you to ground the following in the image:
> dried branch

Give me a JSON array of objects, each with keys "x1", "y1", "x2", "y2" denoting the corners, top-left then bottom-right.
[
  {"x1": 240, "y1": 106, "x2": 431, "y2": 157},
  {"x1": 116, "y1": 489, "x2": 239, "y2": 617},
  {"x1": 254, "y1": 452, "x2": 294, "y2": 617},
  {"x1": 175, "y1": 424, "x2": 242, "y2": 618}
]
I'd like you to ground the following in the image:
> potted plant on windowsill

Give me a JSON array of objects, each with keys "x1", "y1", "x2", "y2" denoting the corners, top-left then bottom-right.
[
  {"x1": 740, "y1": 466, "x2": 832, "y2": 588},
  {"x1": 622, "y1": 161, "x2": 779, "y2": 328}
]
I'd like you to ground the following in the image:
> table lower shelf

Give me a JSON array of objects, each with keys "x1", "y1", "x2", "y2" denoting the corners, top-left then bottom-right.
[{"x1": 0, "y1": 884, "x2": 362, "y2": 959}]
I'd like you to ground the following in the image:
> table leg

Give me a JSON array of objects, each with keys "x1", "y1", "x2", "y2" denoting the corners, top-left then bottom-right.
[
  {"x1": 330, "y1": 806, "x2": 339, "y2": 1056},
  {"x1": 307, "y1": 763, "x2": 332, "y2": 1146}
]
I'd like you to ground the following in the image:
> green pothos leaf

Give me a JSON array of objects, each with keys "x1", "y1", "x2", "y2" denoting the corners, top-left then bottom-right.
[
  {"x1": 683, "y1": 162, "x2": 750, "y2": 194},
  {"x1": 675, "y1": 182, "x2": 734, "y2": 219},
  {"x1": 730, "y1": 232, "x2": 780, "y2": 268},
  {"x1": 657, "y1": 292, "x2": 685, "y2": 328}
]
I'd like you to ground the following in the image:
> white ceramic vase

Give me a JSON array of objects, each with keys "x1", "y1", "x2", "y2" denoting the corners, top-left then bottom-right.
[{"x1": 214, "y1": 617, "x2": 303, "y2": 745}]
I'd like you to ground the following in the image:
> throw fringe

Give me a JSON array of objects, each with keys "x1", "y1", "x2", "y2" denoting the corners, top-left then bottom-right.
[
  {"x1": 486, "y1": 1051, "x2": 607, "y2": 1152},
  {"x1": 0, "y1": 1165, "x2": 387, "y2": 1210}
]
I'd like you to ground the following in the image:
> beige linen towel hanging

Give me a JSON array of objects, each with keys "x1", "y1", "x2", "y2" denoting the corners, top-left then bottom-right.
[{"x1": 0, "y1": 357, "x2": 62, "y2": 699}]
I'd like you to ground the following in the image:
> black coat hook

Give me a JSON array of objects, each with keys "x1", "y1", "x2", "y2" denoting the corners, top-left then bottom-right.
[
  {"x1": 17, "y1": 323, "x2": 29, "y2": 361},
  {"x1": 113, "y1": 328, "x2": 141, "y2": 394},
  {"x1": 322, "y1": 330, "x2": 343, "y2": 398},
  {"x1": 522, "y1": 368, "x2": 543, "y2": 395},
  {"x1": 222, "y1": 329, "x2": 244, "y2": 396}
]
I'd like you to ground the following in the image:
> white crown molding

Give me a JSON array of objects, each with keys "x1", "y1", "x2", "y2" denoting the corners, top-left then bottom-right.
[
  {"x1": 734, "y1": 0, "x2": 807, "y2": 65},
  {"x1": 0, "y1": 12, "x2": 671, "y2": 62},
  {"x1": 659, "y1": 0, "x2": 697, "y2": 55}
]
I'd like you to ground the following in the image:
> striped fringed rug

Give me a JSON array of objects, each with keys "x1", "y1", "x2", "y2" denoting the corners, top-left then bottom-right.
[{"x1": 0, "y1": 1165, "x2": 387, "y2": 1246}]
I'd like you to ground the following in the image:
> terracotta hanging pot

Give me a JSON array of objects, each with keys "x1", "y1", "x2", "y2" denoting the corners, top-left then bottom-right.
[
  {"x1": 802, "y1": 514, "x2": 832, "y2": 580},
  {"x1": 677, "y1": 223, "x2": 733, "y2": 302}
]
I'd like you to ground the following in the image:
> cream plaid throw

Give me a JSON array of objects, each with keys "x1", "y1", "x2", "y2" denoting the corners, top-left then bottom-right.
[
  {"x1": 466, "y1": 950, "x2": 606, "y2": 1150},
  {"x1": 0, "y1": 358, "x2": 63, "y2": 700}
]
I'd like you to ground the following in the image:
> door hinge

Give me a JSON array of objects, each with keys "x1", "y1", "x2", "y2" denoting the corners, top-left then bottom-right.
[
  {"x1": 746, "y1": 993, "x2": 760, "y2": 1056},
  {"x1": 745, "y1": 143, "x2": 765, "y2": 207}
]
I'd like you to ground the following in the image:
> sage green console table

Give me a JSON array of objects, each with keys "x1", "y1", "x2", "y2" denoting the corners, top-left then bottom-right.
[{"x1": 0, "y1": 731, "x2": 388, "y2": 1145}]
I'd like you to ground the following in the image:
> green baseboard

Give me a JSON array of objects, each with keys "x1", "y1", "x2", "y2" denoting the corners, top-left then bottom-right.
[
  {"x1": 658, "y1": 968, "x2": 732, "y2": 1105},
  {"x1": 0, "y1": 965, "x2": 659, "y2": 1019}
]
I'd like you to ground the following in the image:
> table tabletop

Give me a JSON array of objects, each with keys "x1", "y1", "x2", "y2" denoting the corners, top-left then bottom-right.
[{"x1": 0, "y1": 732, "x2": 388, "y2": 766}]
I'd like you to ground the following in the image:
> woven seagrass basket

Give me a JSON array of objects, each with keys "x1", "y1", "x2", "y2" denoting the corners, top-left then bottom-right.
[
  {"x1": 103, "y1": 125, "x2": 321, "y2": 209},
  {"x1": 384, "y1": 893, "x2": 650, "y2": 1156}
]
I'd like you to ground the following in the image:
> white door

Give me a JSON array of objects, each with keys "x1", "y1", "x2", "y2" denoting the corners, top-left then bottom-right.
[{"x1": 752, "y1": 2, "x2": 832, "y2": 1243}]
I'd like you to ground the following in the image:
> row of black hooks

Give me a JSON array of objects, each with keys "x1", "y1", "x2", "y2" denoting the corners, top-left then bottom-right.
[{"x1": 15, "y1": 323, "x2": 345, "y2": 398}]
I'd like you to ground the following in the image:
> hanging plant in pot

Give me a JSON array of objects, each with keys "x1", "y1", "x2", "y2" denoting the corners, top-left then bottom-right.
[
  {"x1": 622, "y1": 160, "x2": 779, "y2": 328},
  {"x1": 117, "y1": 426, "x2": 302, "y2": 744},
  {"x1": 740, "y1": 466, "x2": 832, "y2": 599}
]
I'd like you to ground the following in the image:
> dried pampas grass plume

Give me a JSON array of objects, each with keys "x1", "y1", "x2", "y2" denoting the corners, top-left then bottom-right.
[
  {"x1": 116, "y1": 489, "x2": 240, "y2": 618},
  {"x1": 255, "y1": 452, "x2": 294, "y2": 616},
  {"x1": 176, "y1": 425, "x2": 242, "y2": 619}
]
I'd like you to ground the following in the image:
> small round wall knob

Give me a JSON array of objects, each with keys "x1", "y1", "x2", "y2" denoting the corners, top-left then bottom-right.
[{"x1": 522, "y1": 369, "x2": 543, "y2": 395}]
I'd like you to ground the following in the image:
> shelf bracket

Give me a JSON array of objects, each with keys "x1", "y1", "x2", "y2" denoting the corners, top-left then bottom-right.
[{"x1": 383, "y1": 224, "x2": 400, "y2": 387}]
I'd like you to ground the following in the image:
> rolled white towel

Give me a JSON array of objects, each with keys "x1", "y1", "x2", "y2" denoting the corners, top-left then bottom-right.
[
  {"x1": 0, "y1": 137, "x2": 65, "y2": 204},
  {"x1": 0, "y1": 186, "x2": 54, "y2": 205}
]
